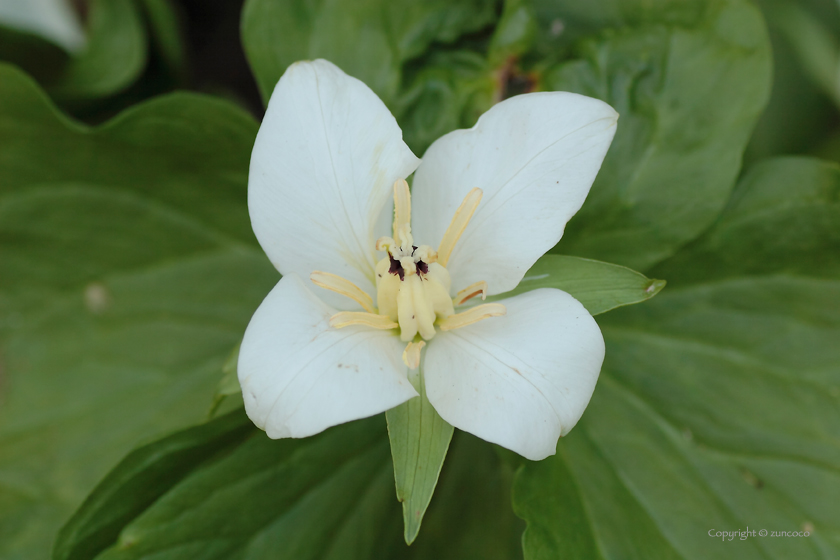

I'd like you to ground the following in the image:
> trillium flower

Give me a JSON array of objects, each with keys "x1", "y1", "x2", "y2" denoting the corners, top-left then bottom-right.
[{"x1": 239, "y1": 59, "x2": 617, "y2": 460}]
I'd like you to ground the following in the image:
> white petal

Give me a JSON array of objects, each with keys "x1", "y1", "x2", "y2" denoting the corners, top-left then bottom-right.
[
  {"x1": 0, "y1": 0, "x2": 86, "y2": 52},
  {"x1": 238, "y1": 274, "x2": 418, "y2": 439},
  {"x1": 424, "y1": 288, "x2": 604, "y2": 460},
  {"x1": 411, "y1": 92, "x2": 617, "y2": 295},
  {"x1": 249, "y1": 60, "x2": 420, "y2": 309}
]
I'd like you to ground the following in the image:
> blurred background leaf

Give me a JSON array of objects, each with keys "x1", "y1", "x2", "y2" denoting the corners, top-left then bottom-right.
[
  {"x1": 46, "y1": 0, "x2": 147, "y2": 101},
  {"x1": 748, "y1": 0, "x2": 840, "y2": 163},
  {"x1": 540, "y1": 0, "x2": 772, "y2": 270},
  {"x1": 0, "y1": 64, "x2": 277, "y2": 559},
  {"x1": 241, "y1": 0, "x2": 498, "y2": 105},
  {"x1": 54, "y1": 410, "x2": 524, "y2": 560},
  {"x1": 0, "y1": 0, "x2": 183, "y2": 113}
]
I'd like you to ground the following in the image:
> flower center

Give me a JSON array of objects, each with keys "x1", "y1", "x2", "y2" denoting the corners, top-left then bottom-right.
[
  {"x1": 310, "y1": 179, "x2": 505, "y2": 368},
  {"x1": 374, "y1": 224, "x2": 453, "y2": 343}
]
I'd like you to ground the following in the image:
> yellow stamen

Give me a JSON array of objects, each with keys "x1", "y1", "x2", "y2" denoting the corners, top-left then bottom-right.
[
  {"x1": 310, "y1": 271, "x2": 376, "y2": 313},
  {"x1": 329, "y1": 312, "x2": 398, "y2": 330},
  {"x1": 453, "y1": 280, "x2": 488, "y2": 306},
  {"x1": 437, "y1": 188, "x2": 482, "y2": 267},
  {"x1": 438, "y1": 303, "x2": 506, "y2": 331},
  {"x1": 393, "y1": 179, "x2": 411, "y2": 239},
  {"x1": 401, "y1": 340, "x2": 425, "y2": 369}
]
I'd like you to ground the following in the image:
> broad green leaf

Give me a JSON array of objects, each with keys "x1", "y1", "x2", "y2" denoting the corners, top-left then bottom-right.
[
  {"x1": 747, "y1": 0, "x2": 840, "y2": 162},
  {"x1": 241, "y1": 0, "x2": 497, "y2": 104},
  {"x1": 488, "y1": 255, "x2": 665, "y2": 315},
  {"x1": 404, "y1": 432, "x2": 524, "y2": 560},
  {"x1": 0, "y1": 65, "x2": 276, "y2": 559},
  {"x1": 54, "y1": 410, "x2": 254, "y2": 560},
  {"x1": 651, "y1": 157, "x2": 840, "y2": 283},
  {"x1": 514, "y1": 157, "x2": 840, "y2": 559},
  {"x1": 60, "y1": 415, "x2": 398, "y2": 560},
  {"x1": 0, "y1": 17, "x2": 69, "y2": 85},
  {"x1": 386, "y1": 364, "x2": 454, "y2": 544},
  {"x1": 763, "y1": 0, "x2": 840, "y2": 107},
  {"x1": 49, "y1": 0, "x2": 146, "y2": 100},
  {"x1": 540, "y1": 0, "x2": 771, "y2": 270},
  {"x1": 512, "y1": 444, "x2": 604, "y2": 560},
  {"x1": 56, "y1": 412, "x2": 522, "y2": 560}
]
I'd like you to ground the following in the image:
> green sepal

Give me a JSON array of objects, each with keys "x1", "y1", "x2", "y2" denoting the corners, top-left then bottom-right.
[
  {"x1": 386, "y1": 362, "x2": 454, "y2": 545},
  {"x1": 487, "y1": 254, "x2": 666, "y2": 315}
]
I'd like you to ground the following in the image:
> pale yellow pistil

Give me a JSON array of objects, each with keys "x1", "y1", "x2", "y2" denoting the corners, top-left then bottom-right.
[{"x1": 311, "y1": 179, "x2": 505, "y2": 368}]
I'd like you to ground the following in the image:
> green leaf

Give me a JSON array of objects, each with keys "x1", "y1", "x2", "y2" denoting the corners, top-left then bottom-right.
[
  {"x1": 208, "y1": 343, "x2": 243, "y2": 418},
  {"x1": 56, "y1": 414, "x2": 396, "y2": 560},
  {"x1": 241, "y1": 0, "x2": 497, "y2": 104},
  {"x1": 386, "y1": 364, "x2": 454, "y2": 544},
  {"x1": 487, "y1": 255, "x2": 665, "y2": 316},
  {"x1": 514, "y1": 157, "x2": 840, "y2": 559},
  {"x1": 49, "y1": 0, "x2": 147, "y2": 101},
  {"x1": 529, "y1": 0, "x2": 706, "y2": 51},
  {"x1": 746, "y1": 0, "x2": 839, "y2": 162},
  {"x1": 140, "y1": 0, "x2": 186, "y2": 80},
  {"x1": 58, "y1": 411, "x2": 522, "y2": 560},
  {"x1": 54, "y1": 410, "x2": 254, "y2": 560},
  {"x1": 0, "y1": 0, "x2": 148, "y2": 102},
  {"x1": 512, "y1": 444, "x2": 604, "y2": 560},
  {"x1": 0, "y1": 64, "x2": 276, "y2": 559},
  {"x1": 539, "y1": 0, "x2": 772, "y2": 270},
  {"x1": 404, "y1": 432, "x2": 524, "y2": 560},
  {"x1": 0, "y1": 22, "x2": 68, "y2": 85},
  {"x1": 488, "y1": 0, "x2": 538, "y2": 65},
  {"x1": 651, "y1": 156, "x2": 840, "y2": 284},
  {"x1": 395, "y1": 50, "x2": 496, "y2": 155},
  {"x1": 763, "y1": 0, "x2": 840, "y2": 108}
]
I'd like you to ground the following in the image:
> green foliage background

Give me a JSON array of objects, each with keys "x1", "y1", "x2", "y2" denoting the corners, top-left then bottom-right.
[{"x1": 0, "y1": 0, "x2": 838, "y2": 558}]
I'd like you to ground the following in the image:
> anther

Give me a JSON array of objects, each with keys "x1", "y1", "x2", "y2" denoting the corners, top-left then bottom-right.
[{"x1": 453, "y1": 280, "x2": 488, "y2": 306}]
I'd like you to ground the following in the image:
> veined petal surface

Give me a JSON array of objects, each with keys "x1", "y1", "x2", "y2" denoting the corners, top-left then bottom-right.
[
  {"x1": 411, "y1": 92, "x2": 618, "y2": 296},
  {"x1": 424, "y1": 288, "x2": 604, "y2": 460},
  {"x1": 238, "y1": 274, "x2": 418, "y2": 439},
  {"x1": 249, "y1": 59, "x2": 419, "y2": 307}
]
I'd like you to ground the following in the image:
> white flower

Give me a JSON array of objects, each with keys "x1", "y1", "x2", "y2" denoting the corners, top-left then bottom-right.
[
  {"x1": 239, "y1": 59, "x2": 617, "y2": 460},
  {"x1": 0, "y1": 0, "x2": 85, "y2": 53}
]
